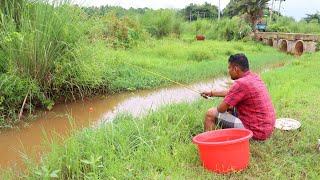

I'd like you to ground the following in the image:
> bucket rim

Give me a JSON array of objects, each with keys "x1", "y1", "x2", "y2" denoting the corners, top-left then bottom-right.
[{"x1": 192, "y1": 128, "x2": 253, "y2": 146}]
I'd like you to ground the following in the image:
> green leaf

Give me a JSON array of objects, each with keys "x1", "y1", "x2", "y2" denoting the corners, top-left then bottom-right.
[
  {"x1": 34, "y1": 171, "x2": 43, "y2": 176},
  {"x1": 96, "y1": 155, "x2": 102, "y2": 161},
  {"x1": 81, "y1": 159, "x2": 92, "y2": 164},
  {"x1": 50, "y1": 169, "x2": 60, "y2": 178}
]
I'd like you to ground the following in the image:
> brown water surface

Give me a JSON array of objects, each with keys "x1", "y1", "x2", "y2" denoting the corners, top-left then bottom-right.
[{"x1": 0, "y1": 77, "x2": 232, "y2": 169}]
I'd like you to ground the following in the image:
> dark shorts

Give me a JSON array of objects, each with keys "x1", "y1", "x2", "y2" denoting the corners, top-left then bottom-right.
[{"x1": 214, "y1": 109, "x2": 245, "y2": 129}]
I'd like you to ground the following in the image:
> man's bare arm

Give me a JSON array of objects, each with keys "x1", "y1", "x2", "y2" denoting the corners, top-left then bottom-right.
[
  {"x1": 211, "y1": 90, "x2": 229, "y2": 97},
  {"x1": 217, "y1": 101, "x2": 230, "y2": 113},
  {"x1": 201, "y1": 90, "x2": 229, "y2": 97}
]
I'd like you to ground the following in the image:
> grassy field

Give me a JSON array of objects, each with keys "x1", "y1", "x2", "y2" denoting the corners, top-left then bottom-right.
[
  {"x1": 102, "y1": 39, "x2": 290, "y2": 92},
  {"x1": 2, "y1": 52, "x2": 319, "y2": 179}
]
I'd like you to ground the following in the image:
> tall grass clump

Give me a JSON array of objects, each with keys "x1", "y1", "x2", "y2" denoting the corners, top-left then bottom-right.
[
  {"x1": 139, "y1": 9, "x2": 183, "y2": 38},
  {"x1": 182, "y1": 17, "x2": 251, "y2": 41},
  {"x1": 0, "y1": 0, "x2": 82, "y2": 85},
  {"x1": 191, "y1": 19, "x2": 214, "y2": 35},
  {"x1": 0, "y1": 0, "x2": 85, "y2": 126}
]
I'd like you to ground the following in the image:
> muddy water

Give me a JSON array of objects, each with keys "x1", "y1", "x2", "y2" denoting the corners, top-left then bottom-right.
[{"x1": 0, "y1": 77, "x2": 232, "y2": 169}]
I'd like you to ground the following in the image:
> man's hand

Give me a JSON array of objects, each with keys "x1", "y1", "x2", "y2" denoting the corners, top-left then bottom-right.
[
  {"x1": 200, "y1": 91, "x2": 212, "y2": 99},
  {"x1": 227, "y1": 106, "x2": 234, "y2": 114}
]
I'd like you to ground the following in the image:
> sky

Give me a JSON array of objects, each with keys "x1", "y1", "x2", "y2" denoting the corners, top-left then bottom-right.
[{"x1": 73, "y1": 0, "x2": 320, "y2": 21}]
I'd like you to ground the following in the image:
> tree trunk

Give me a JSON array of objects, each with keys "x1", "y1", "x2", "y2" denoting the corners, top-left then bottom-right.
[{"x1": 251, "y1": 18, "x2": 258, "y2": 41}]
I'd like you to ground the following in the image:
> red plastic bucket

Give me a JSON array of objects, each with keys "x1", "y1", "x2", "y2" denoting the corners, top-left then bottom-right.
[{"x1": 192, "y1": 128, "x2": 253, "y2": 174}]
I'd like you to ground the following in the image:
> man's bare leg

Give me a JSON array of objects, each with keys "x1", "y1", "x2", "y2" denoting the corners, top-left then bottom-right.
[{"x1": 204, "y1": 107, "x2": 217, "y2": 131}]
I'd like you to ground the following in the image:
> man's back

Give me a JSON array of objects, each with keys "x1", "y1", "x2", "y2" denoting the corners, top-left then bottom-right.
[{"x1": 224, "y1": 71, "x2": 276, "y2": 140}]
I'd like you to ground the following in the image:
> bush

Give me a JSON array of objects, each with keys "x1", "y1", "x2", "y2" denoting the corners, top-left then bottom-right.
[
  {"x1": 267, "y1": 24, "x2": 290, "y2": 32},
  {"x1": 184, "y1": 17, "x2": 251, "y2": 41},
  {"x1": 316, "y1": 43, "x2": 320, "y2": 52},
  {"x1": 193, "y1": 19, "x2": 213, "y2": 35},
  {"x1": 100, "y1": 14, "x2": 146, "y2": 49},
  {"x1": 139, "y1": 9, "x2": 182, "y2": 38},
  {"x1": 0, "y1": 73, "x2": 41, "y2": 127},
  {"x1": 267, "y1": 16, "x2": 320, "y2": 34}
]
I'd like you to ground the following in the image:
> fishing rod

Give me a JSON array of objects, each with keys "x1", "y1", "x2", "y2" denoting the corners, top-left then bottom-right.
[{"x1": 122, "y1": 61, "x2": 213, "y2": 99}]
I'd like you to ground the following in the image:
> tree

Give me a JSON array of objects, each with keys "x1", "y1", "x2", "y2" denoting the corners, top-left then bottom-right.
[
  {"x1": 234, "y1": 0, "x2": 269, "y2": 38},
  {"x1": 223, "y1": 0, "x2": 240, "y2": 18},
  {"x1": 180, "y1": 2, "x2": 218, "y2": 21},
  {"x1": 302, "y1": 11, "x2": 320, "y2": 23}
]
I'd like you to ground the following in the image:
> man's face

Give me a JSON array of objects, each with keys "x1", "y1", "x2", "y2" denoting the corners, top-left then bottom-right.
[{"x1": 228, "y1": 63, "x2": 237, "y2": 80}]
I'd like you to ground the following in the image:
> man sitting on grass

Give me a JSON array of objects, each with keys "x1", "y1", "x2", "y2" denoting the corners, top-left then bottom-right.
[{"x1": 201, "y1": 53, "x2": 276, "y2": 140}]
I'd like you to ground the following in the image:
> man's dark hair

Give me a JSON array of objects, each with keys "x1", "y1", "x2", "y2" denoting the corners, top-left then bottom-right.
[{"x1": 228, "y1": 53, "x2": 249, "y2": 72}]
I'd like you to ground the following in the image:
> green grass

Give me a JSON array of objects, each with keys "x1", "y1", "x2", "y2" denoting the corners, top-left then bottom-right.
[
  {"x1": 4, "y1": 52, "x2": 320, "y2": 179},
  {"x1": 103, "y1": 38, "x2": 290, "y2": 92},
  {"x1": 52, "y1": 38, "x2": 291, "y2": 94}
]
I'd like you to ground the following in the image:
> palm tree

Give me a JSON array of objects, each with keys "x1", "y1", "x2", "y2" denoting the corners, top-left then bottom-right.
[{"x1": 235, "y1": 0, "x2": 269, "y2": 39}]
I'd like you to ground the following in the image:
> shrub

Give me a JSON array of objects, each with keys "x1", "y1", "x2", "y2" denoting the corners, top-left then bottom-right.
[
  {"x1": 0, "y1": 73, "x2": 41, "y2": 128},
  {"x1": 267, "y1": 16, "x2": 320, "y2": 34},
  {"x1": 186, "y1": 17, "x2": 251, "y2": 41},
  {"x1": 139, "y1": 9, "x2": 182, "y2": 38},
  {"x1": 100, "y1": 14, "x2": 145, "y2": 49},
  {"x1": 316, "y1": 43, "x2": 320, "y2": 52}
]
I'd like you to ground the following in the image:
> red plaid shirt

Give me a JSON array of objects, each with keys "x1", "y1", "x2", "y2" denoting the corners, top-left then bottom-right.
[{"x1": 224, "y1": 71, "x2": 276, "y2": 140}]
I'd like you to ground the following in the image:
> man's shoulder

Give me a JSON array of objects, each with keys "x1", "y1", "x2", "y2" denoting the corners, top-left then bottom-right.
[
  {"x1": 238, "y1": 71, "x2": 261, "y2": 83},
  {"x1": 233, "y1": 72, "x2": 263, "y2": 91}
]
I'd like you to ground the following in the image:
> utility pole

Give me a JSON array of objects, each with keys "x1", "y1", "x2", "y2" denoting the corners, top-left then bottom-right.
[
  {"x1": 218, "y1": 0, "x2": 221, "y2": 21},
  {"x1": 278, "y1": 0, "x2": 282, "y2": 14},
  {"x1": 269, "y1": 0, "x2": 275, "y2": 23},
  {"x1": 278, "y1": 0, "x2": 285, "y2": 15}
]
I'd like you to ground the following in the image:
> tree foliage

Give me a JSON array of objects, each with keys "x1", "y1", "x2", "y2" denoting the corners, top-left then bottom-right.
[
  {"x1": 223, "y1": 0, "x2": 240, "y2": 18},
  {"x1": 233, "y1": 0, "x2": 269, "y2": 35},
  {"x1": 302, "y1": 11, "x2": 320, "y2": 23},
  {"x1": 180, "y1": 2, "x2": 218, "y2": 21}
]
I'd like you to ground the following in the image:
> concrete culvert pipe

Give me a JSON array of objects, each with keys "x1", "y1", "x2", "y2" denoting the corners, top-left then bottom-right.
[
  {"x1": 280, "y1": 40, "x2": 288, "y2": 52},
  {"x1": 268, "y1": 39, "x2": 273, "y2": 47},
  {"x1": 294, "y1": 41, "x2": 304, "y2": 56}
]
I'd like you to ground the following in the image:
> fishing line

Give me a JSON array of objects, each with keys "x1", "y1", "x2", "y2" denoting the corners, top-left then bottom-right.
[{"x1": 122, "y1": 61, "x2": 213, "y2": 99}]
